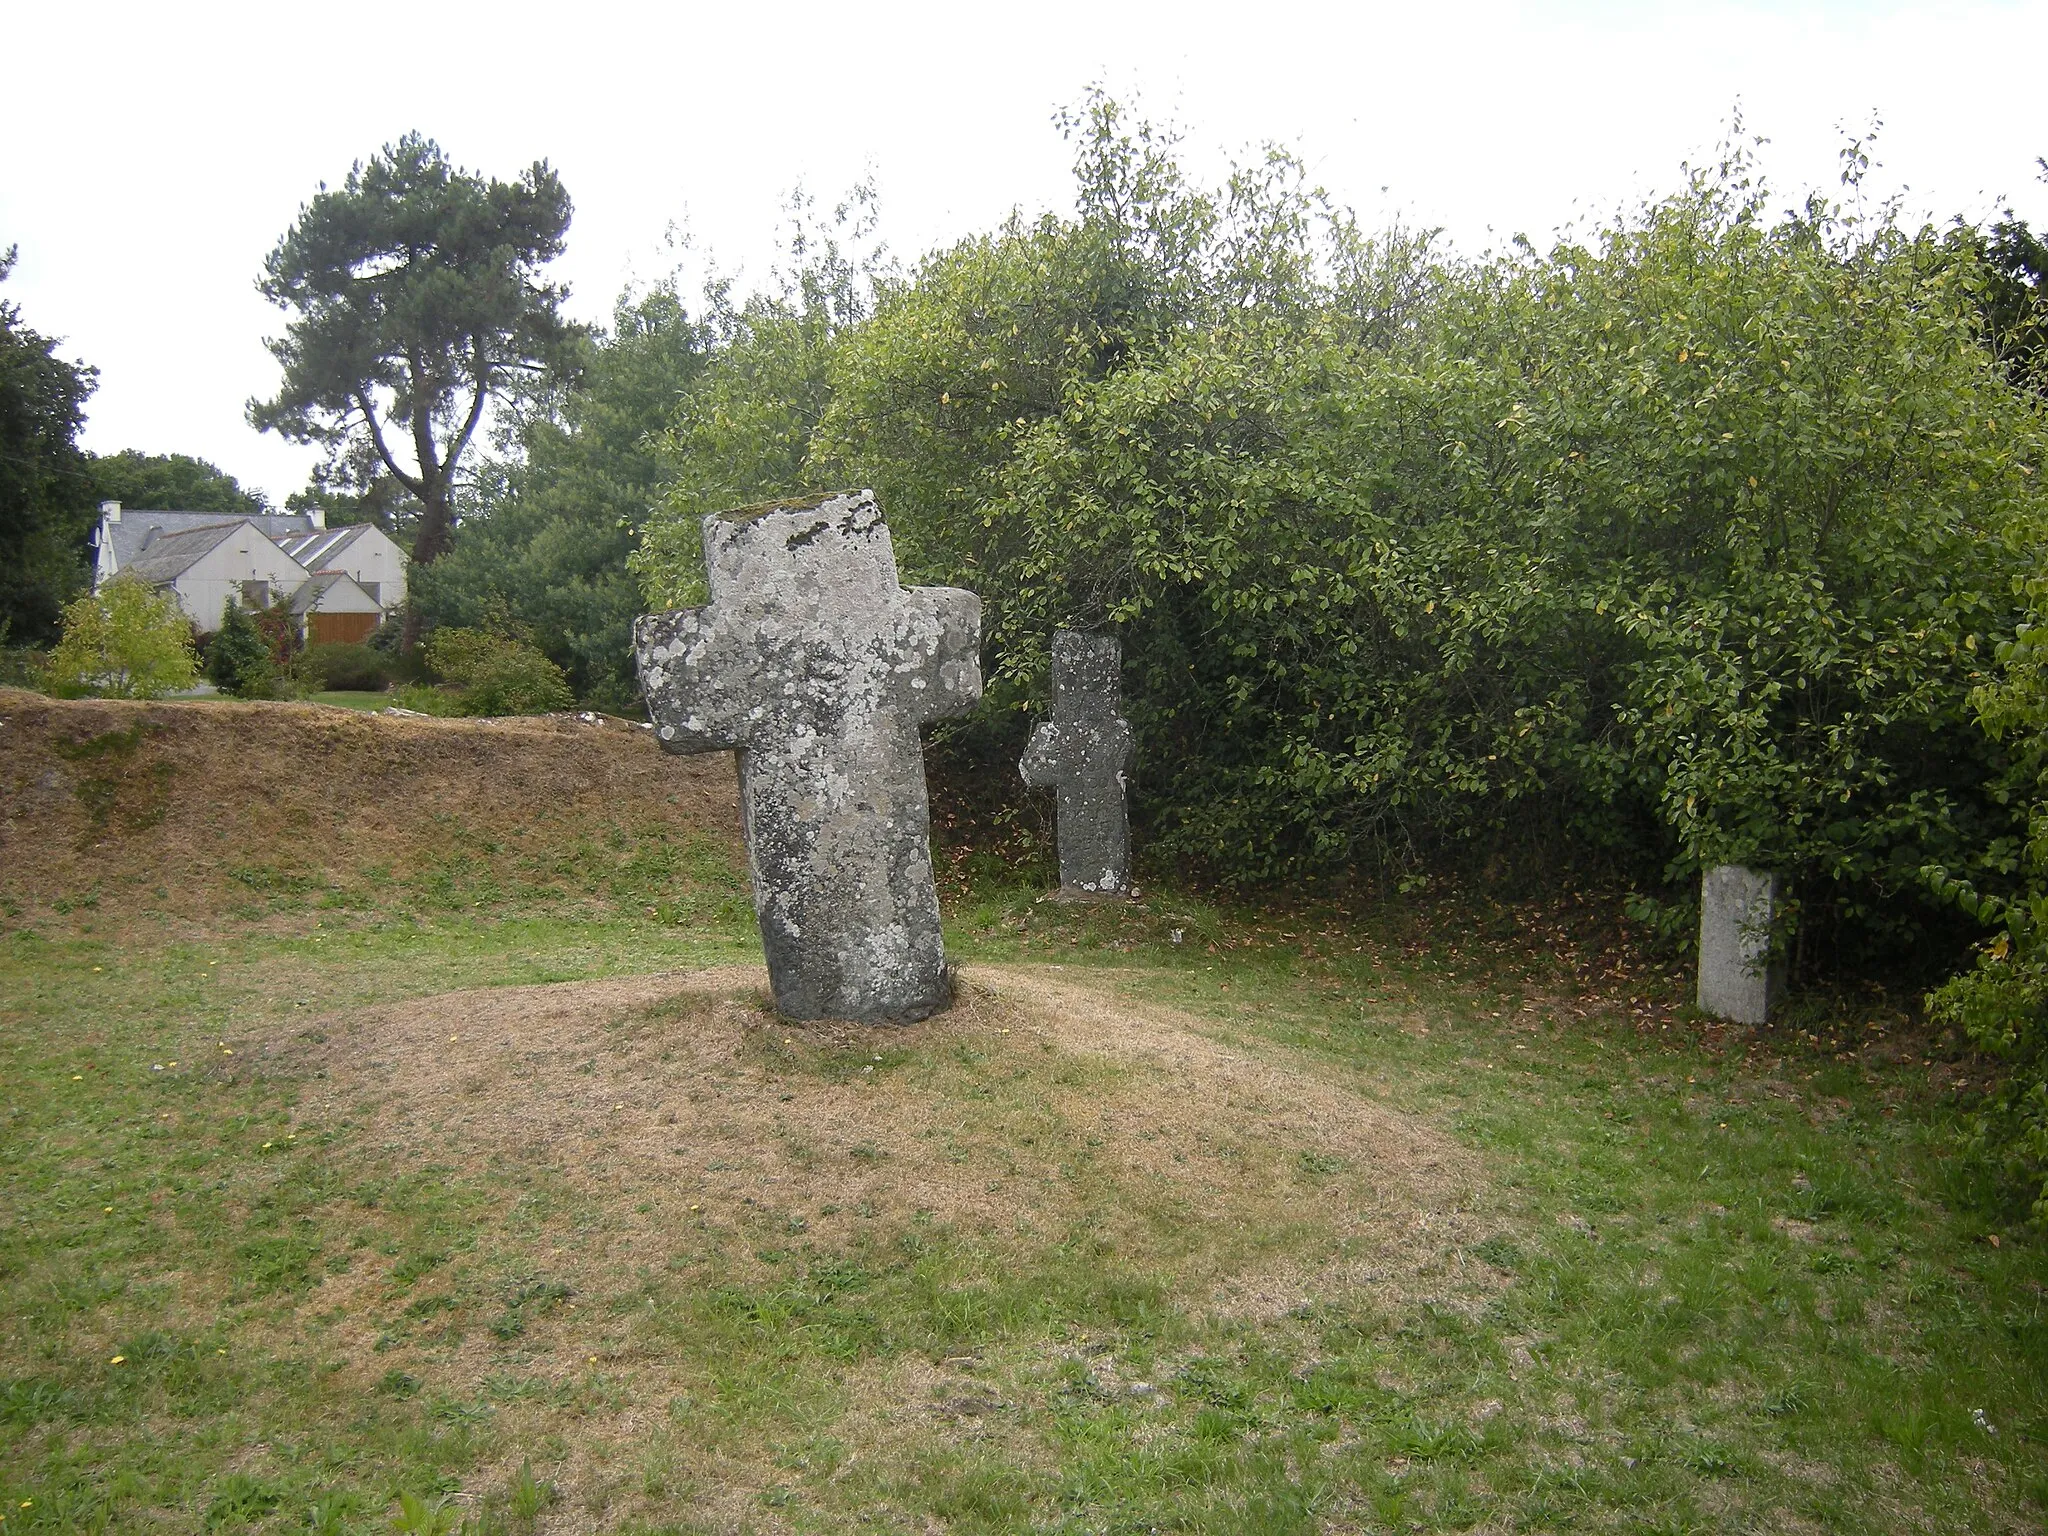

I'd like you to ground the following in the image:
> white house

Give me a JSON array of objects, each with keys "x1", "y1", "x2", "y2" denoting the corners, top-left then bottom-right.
[
  {"x1": 118, "y1": 518, "x2": 315, "y2": 632},
  {"x1": 275, "y1": 523, "x2": 409, "y2": 616},
  {"x1": 92, "y1": 502, "x2": 409, "y2": 640}
]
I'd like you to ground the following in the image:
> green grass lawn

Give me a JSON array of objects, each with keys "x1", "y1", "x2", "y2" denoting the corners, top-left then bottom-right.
[
  {"x1": 2, "y1": 881, "x2": 2043, "y2": 1533},
  {"x1": 305, "y1": 692, "x2": 395, "y2": 712}
]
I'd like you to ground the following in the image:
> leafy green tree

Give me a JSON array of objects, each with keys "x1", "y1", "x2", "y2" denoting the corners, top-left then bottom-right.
[
  {"x1": 1967, "y1": 162, "x2": 2048, "y2": 396},
  {"x1": 285, "y1": 451, "x2": 413, "y2": 532},
  {"x1": 632, "y1": 183, "x2": 888, "y2": 609},
  {"x1": 248, "y1": 132, "x2": 581, "y2": 637},
  {"x1": 0, "y1": 246, "x2": 98, "y2": 644},
  {"x1": 46, "y1": 575, "x2": 197, "y2": 698},
  {"x1": 415, "y1": 279, "x2": 709, "y2": 708},
  {"x1": 85, "y1": 449, "x2": 270, "y2": 515},
  {"x1": 205, "y1": 599, "x2": 275, "y2": 698}
]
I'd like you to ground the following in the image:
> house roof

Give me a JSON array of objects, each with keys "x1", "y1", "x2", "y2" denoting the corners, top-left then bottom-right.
[
  {"x1": 120, "y1": 521, "x2": 253, "y2": 585},
  {"x1": 99, "y1": 508, "x2": 318, "y2": 572},
  {"x1": 288, "y1": 570, "x2": 376, "y2": 615},
  {"x1": 277, "y1": 524, "x2": 374, "y2": 570}
]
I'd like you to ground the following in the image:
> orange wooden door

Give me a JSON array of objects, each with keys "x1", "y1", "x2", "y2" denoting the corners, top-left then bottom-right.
[{"x1": 309, "y1": 612, "x2": 379, "y2": 645}]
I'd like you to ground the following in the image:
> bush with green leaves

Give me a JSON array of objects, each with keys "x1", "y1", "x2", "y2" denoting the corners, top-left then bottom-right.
[
  {"x1": 292, "y1": 640, "x2": 390, "y2": 693},
  {"x1": 45, "y1": 575, "x2": 198, "y2": 699},
  {"x1": 639, "y1": 104, "x2": 2042, "y2": 982},
  {"x1": 422, "y1": 626, "x2": 573, "y2": 716},
  {"x1": 204, "y1": 599, "x2": 276, "y2": 699}
]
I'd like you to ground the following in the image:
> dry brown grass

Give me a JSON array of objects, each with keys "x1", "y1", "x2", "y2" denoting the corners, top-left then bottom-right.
[
  {"x1": 0, "y1": 689, "x2": 740, "y2": 930},
  {"x1": 248, "y1": 963, "x2": 1497, "y2": 1528},
  {"x1": 267, "y1": 962, "x2": 1486, "y2": 1327}
]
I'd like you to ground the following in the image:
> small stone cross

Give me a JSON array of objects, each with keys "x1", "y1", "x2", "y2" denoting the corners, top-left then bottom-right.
[
  {"x1": 1020, "y1": 630, "x2": 1134, "y2": 896},
  {"x1": 634, "y1": 490, "x2": 982, "y2": 1021}
]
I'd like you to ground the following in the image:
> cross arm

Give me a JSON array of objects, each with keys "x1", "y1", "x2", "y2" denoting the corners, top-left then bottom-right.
[
  {"x1": 634, "y1": 607, "x2": 759, "y2": 753},
  {"x1": 895, "y1": 586, "x2": 984, "y2": 725}
]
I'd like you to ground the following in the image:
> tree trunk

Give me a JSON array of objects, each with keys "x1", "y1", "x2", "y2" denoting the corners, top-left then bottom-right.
[{"x1": 400, "y1": 485, "x2": 455, "y2": 651}]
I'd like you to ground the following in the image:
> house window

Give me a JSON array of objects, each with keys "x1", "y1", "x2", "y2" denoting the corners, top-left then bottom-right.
[
  {"x1": 358, "y1": 582, "x2": 380, "y2": 604},
  {"x1": 241, "y1": 580, "x2": 269, "y2": 609}
]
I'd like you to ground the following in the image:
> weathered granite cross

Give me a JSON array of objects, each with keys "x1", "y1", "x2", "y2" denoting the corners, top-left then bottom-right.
[
  {"x1": 633, "y1": 490, "x2": 982, "y2": 1022},
  {"x1": 1020, "y1": 630, "x2": 1134, "y2": 897}
]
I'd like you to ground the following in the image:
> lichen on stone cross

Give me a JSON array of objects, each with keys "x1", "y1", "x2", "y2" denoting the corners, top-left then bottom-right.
[
  {"x1": 1020, "y1": 630, "x2": 1134, "y2": 896},
  {"x1": 633, "y1": 490, "x2": 982, "y2": 1022}
]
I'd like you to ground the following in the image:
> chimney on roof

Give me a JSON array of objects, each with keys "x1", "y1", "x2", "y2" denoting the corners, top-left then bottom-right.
[
  {"x1": 100, "y1": 500, "x2": 121, "y2": 522},
  {"x1": 309, "y1": 507, "x2": 326, "y2": 531}
]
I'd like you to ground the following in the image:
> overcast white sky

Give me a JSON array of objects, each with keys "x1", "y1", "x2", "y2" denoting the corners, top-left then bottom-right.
[{"x1": 5, "y1": 0, "x2": 2045, "y2": 505}]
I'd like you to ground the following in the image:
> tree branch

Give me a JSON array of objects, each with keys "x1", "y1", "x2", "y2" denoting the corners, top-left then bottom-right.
[
  {"x1": 354, "y1": 391, "x2": 427, "y2": 500},
  {"x1": 439, "y1": 344, "x2": 493, "y2": 484}
]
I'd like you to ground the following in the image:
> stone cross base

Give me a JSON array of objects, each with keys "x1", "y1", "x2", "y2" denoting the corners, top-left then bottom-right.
[{"x1": 1697, "y1": 864, "x2": 1783, "y2": 1025}]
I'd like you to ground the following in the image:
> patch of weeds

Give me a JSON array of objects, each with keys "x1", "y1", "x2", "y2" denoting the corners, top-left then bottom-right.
[
  {"x1": 1472, "y1": 1234, "x2": 1522, "y2": 1271},
  {"x1": 392, "y1": 1247, "x2": 451, "y2": 1284},
  {"x1": 1760, "y1": 1382, "x2": 1810, "y2": 1419},
  {"x1": 201, "y1": 1474, "x2": 280, "y2": 1531},
  {"x1": 1684, "y1": 1444, "x2": 1743, "y2": 1478},
  {"x1": 376, "y1": 1369, "x2": 424, "y2": 1399},
  {"x1": 508, "y1": 1459, "x2": 552, "y2": 1521},
  {"x1": 1383, "y1": 1414, "x2": 1482, "y2": 1463},
  {"x1": 233, "y1": 1233, "x2": 322, "y2": 1296},
  {"x1": 306, "y1": 1489, "x2": 367, "y2": 1536},
  {"x1": 489, "y1": 1275, "x2": 572, "y2": 1340},
  {"x1": 427, "y1": 1396, "x2": 495, "y2": 1426},
  {"x1": 53, "y1": 722, "x2": 173, "y2": 841},
  {"x1": 203, "y1": 1473, "x2": 281, "y2": 1528}
]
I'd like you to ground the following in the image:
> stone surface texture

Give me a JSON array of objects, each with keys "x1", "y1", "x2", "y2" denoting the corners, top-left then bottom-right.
[
  {"x1": 1697, "y1": 863, "x2": 1783, "y2": 1025},
  {"x1": 634, "y1": 490, "x2": 982, "y2": 1022},
  {"x1": 1019, "y1": 630, "x2": 1134, "y2": 896}
]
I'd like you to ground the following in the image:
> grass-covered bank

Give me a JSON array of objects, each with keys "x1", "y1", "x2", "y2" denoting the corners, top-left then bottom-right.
[{"x1": 3, "y1": 883, "x2": 2044, "y2": 1534}]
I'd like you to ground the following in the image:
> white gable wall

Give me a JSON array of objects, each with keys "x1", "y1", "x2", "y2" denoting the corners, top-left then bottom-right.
[
  {"x1": 308, "y1": 576, "x2": 382, "y2": 614},
  {"x1": 169, "y1": 535, "x2": 310, "y2": 631},
  {"x1": 337, "y1": 526, "x2": 407, "y2": 611}
]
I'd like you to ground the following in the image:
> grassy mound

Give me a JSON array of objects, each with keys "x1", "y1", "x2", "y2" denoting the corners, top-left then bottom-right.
[{"x1": 0, "y1": 689, "x2": 742, "y2": 935}]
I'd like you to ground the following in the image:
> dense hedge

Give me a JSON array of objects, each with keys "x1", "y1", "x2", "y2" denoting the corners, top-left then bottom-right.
[{"x1": 637, "y1": 105, "x2": 2044, "y2": 988}]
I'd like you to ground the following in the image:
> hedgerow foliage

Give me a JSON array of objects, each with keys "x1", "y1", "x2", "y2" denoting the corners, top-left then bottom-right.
[
  {"x1": 1930, "y1": 578, "x2": 2048, "y2": 1215},
  {"x1": 640, "y1": 99, "x2": 2044, "y2": 966}
]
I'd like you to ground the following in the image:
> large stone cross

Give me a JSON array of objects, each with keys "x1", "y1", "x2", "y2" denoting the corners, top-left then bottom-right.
[
  {"x1": 1020, "y1": 630, "x2": 1134, "y2": 896},
  {"x1": 633, "y1": 490, "x2": 982, "y2": 1022}
]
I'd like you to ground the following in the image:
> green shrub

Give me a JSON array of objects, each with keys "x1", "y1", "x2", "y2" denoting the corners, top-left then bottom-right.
[
  {"x1": 0, "y1": 644, "x2": 48, "y2": 690},
  {"x1": 295, "y1": 641, "x2": 390, "y2": 693},
  {"x1": 45, "y1": 575, "x2": 198, "y2": 699},
  {"x1": 422, "y1": 627, "x2": 573, "y2": 716},
  {"x1": 204, "y1": 600, "x2": 276, "y2": 699},
  {"x1": 1929, "y1": 575, "x2": 2048, "y2": 1218}
]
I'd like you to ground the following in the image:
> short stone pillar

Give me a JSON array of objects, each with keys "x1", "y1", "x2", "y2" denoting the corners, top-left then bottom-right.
[
  {"x1": 1020, "y1": 630, "x2": 1134, "y2": 897},
  {"x1": 1697, "y1": 864, "x2": 1783, "y2": 1025},
  {"x1": 634, "y1": 490, "x2": 982, "y2": 1022}
]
